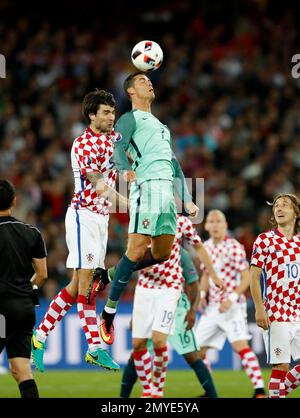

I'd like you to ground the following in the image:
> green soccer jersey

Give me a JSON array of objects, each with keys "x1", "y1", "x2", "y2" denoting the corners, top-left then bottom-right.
[{"x1": 114, "y1": 109, "x2": 174, "y2": 183}]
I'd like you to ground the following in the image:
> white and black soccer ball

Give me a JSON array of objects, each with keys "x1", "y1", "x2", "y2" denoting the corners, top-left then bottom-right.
[{"x1": 131, "y1": 40, "x2": 163, "y2": 72}]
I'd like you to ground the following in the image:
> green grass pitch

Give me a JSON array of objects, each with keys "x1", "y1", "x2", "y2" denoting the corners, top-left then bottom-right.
[{"x1": 0, "y1": 369, "x2": 299, "y2": 398}]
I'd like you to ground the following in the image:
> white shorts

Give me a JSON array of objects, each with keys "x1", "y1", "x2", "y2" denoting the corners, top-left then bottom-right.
[
  {"x1": 263, "y1": 321, "x2": 300, "y2": 364},
  {"x1": 132, "y1": 286, "x2": 181, "y2": 339},
  {"x1": 195, "y1": 303, "x2": 251, "y2": 350},
  {"x1": 65, "y1": 207, "x2": 108, "y2": 269}
]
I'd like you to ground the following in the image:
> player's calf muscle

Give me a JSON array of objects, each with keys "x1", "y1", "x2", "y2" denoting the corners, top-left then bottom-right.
[{"x1": 78, "y1": 269, "x2": 94, "y2": 295}]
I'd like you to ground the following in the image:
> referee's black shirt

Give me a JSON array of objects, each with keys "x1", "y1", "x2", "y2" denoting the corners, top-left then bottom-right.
[{"x1": 0, "y1": 216, "x2": 47, "y2": 298}]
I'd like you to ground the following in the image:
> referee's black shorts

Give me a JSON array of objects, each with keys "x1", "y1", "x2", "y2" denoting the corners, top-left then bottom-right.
[{"x1": 0, "y1": 296, "x2": 36, "y2": 359}]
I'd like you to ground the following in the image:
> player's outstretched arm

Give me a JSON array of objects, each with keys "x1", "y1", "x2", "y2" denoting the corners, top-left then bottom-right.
[
  {"x1": 194, "y1": 243, "x2": 225, "y2": 291},
  {"x1": 250, "y1": 265, "x2": 269, "y2": 330},
  {"x1": 172, "y1": 157, "x2": 199, "y2": 218}
]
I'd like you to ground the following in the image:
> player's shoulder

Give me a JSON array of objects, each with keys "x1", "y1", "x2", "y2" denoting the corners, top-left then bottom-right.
[
  {"x1": 253, "y1": 230, "x2": 274, "y2": 248},
  {"x1": 256, "y1": 230, "x2": 274, "y2": 241},
  {"x1": 115, "y1": 111, "x2": 137, "y2": 137},
  {"x1": 2, "y1": 217, "x2": 42, "y2": 237},
  {"x1": 116, "y1": 110, "x2": 137, "y2": 124},
  {"x1": 203, "y1": 237, "x2": 213, "y2": 246},
  {"x1": 226, "y1": 236, "x2": 244, "y2": 249},
  {"x1": 73, "y1": 128, "x2": 106, "y2": 148}
]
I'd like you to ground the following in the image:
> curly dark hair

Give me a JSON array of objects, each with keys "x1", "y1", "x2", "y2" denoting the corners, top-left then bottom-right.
[
  {"x1": 268, "y1": 193, "x2": 300, "y2": 234},
  {"x1": 82, "y1": 89, "x2": 116, "y2": 123}
]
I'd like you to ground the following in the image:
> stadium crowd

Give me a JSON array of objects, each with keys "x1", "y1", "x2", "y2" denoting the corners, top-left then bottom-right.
[{"x1": 0, "y1": 0, "x2": 299, "y2": 298}]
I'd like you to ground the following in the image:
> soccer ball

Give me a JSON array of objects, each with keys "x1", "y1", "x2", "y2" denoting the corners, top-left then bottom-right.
[{"x1": 131, "y1": 40, "x2": 163, "y2": 72}]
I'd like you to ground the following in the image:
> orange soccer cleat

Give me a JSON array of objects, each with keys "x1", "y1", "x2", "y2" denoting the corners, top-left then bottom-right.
[{"x1": 100, "y1": 316, "x2": 115, "y2": 345}]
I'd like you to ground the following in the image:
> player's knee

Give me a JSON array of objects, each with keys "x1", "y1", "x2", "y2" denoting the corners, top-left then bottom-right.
[
  {"x1": 198, "y1": 348, "x2": 206, "y2": 360},
  {"x1": 152, "y1": 335, "x2": 167, "y2": 348},
  {"x1": 127, "y1": 247, "x2": 148, "y2": 262},
  {"x1": 273, "y1": 364, "x2": 289, "y2": 372},
  {"x1": 183, "y1": 352, "x2": 198, "y2": 365},
  {"x1": 9, "y1": 363, "x2": 32, "y2": 384},
  {"x1": 151, "y1": 249, "x2": 171, "y2": 262},
  {"x1": 132, "y1": 340, "x2": 148, "y2": 352}
]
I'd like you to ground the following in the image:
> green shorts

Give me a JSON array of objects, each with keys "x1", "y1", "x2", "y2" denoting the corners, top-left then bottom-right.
[
  {"x1": 168, "y1": 294, "x2": 198, "y2": 355},
  {"x1": 146, "y1": 293, "x2": 198, "y2": 356},
  {"x1": 128, "y1": 179, "x2": 177, "y2": 236}
]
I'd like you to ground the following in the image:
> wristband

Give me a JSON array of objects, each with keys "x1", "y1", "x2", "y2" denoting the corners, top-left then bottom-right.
[
  {"x1": 200, "y1": 290, "x2": 207, "y2": 299},
  {"x1": 228, "y1": 292, "x2": 239, "y2": 303},
  {"x1": 32, "y1": 284, "x2": 38, "y2": 290}
]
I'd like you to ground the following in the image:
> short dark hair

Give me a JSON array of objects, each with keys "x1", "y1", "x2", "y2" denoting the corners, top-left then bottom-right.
[
  {"x1": 0, "y1": 179, "x2": 16, "y2": 210},
  {"x1": 82, "y1": 89, "x2": 116, "y2": 123},
  {"x1": 123, "y1": 72, "x2": 145, "y2": 99},
  {"x1": 268, "y1": 193, "x2": 300, "y2": 234}
]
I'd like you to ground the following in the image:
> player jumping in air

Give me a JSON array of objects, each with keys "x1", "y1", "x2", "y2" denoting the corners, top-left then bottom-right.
[
  {"x1": 31, "y1": 89, "x2": 125, "y2": 372},
  {"x1": 97, "y1": 73, "x2": 199, "y2": 345},
  {"x1": 250, "y1": 194, "x2": 300, "y2": 398},
  {"x1": 196, "y1": 210, "x2": 266, "y2": 398}
]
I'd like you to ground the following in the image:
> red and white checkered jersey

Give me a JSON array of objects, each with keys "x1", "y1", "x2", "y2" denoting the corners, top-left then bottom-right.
[
  {"x1": 202, "y1": 237, "x2": 249, "y2": 307},
  {"x1": 137, "y1": 215, "x2": 201, "y2": 290},
  {"x1": 251, "y1": 228, "x2": 300, "y2": 322},
  {"x1": 70, "y1": 127, "x2": 118, "y2": 215}
]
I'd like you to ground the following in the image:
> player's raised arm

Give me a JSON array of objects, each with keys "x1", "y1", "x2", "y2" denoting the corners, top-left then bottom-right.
[
  {"x1": 172, "y1": 156, "x2": 199, "y2": 218},
  {"x1": 250, "y1": 265, "x2": 269, "y2": 330},
  {"x1": 113, "y1": 113, "x2": 136, "y2": 182}
]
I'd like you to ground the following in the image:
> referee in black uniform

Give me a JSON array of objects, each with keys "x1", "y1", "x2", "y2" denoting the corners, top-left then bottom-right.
[{"x1": 0, "y1": 179, "x2": 47, "y2": 398}]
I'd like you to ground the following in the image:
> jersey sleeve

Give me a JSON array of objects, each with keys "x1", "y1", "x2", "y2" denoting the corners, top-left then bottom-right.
[
  {"x1": 172, "y1": 156, "x2": 193, "y2": 203},
  {"x1": 32, "y1": 229, "x2": 47, "y2": 259},
  {"x1": 180, "y1": 247, "x2": 199, "y2": 284},
  {"x1": 179, "y1": 216, "x2": 202, "y2": 245},
  {"x1": 231, "y1": 242, "x2": 249, "y2": 272},
  {"x1": 251, "y1": 235, "x2": 269, "y2": 268},
  {"x1": 113, "y1": 112, "x2": 136, "y2": 172}
]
